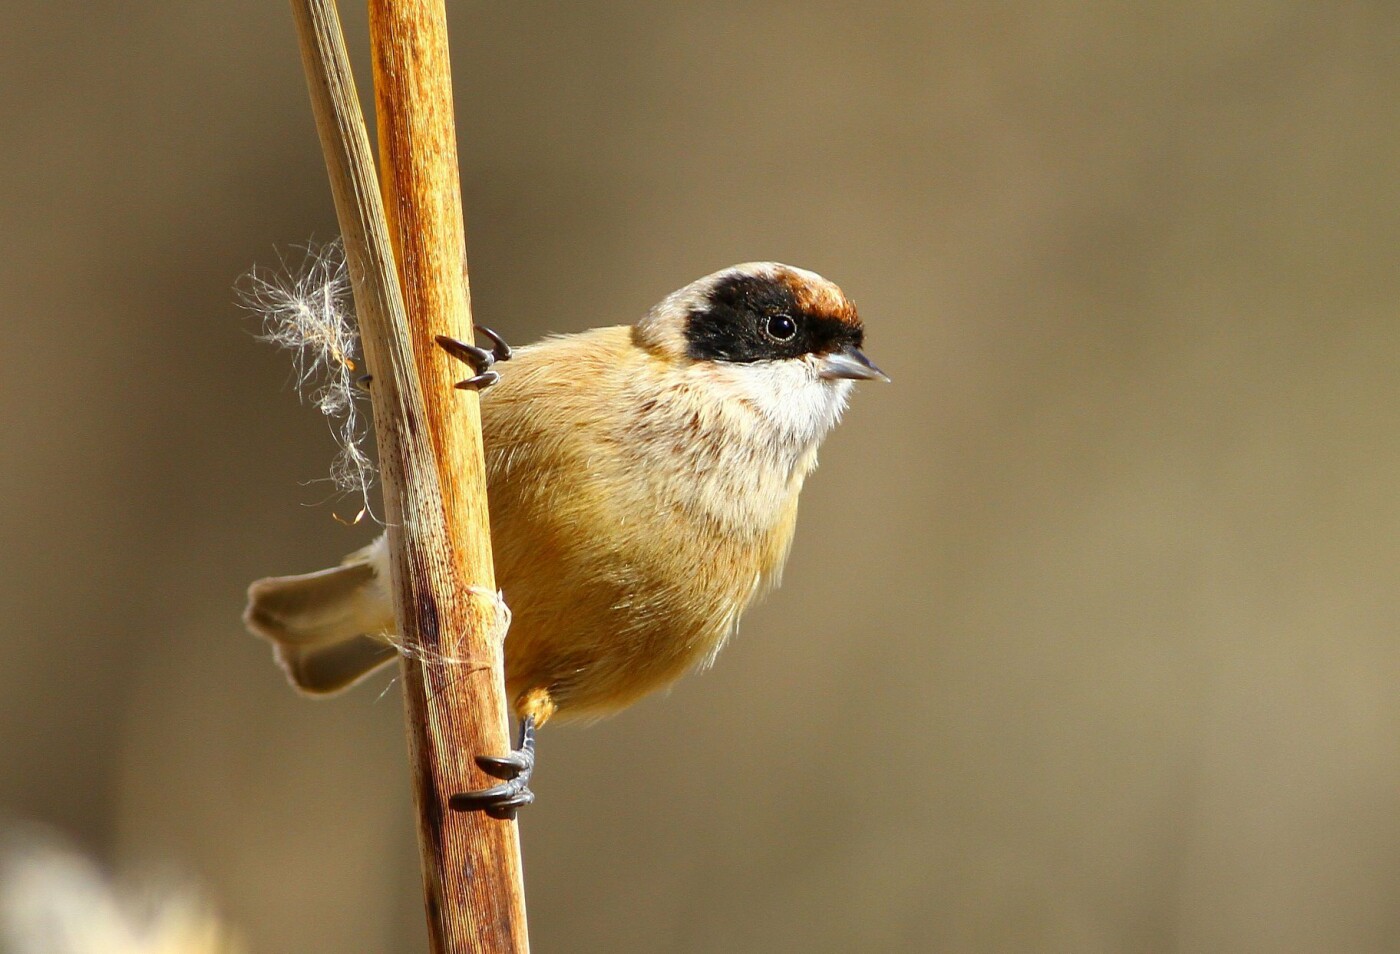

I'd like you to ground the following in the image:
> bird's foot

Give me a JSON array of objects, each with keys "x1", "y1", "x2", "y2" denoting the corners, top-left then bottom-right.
[
  {"x1": 449, "y1": 715, "x2": 536, "y2": 819},
  {"x1": 436, "y1": 327, "x2": 512, "y2": 392}
]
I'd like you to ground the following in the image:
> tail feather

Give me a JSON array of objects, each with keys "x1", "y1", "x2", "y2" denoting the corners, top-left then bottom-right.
[
  {"x1": 274, "y1": 634, "x2": 398, "y2": 695},
  {"x1": 245, "y1": 561, "x2": 382, "y2": 647},
  {"x1": 244, "y1": 547, "x2": 397, "y2": 695}
]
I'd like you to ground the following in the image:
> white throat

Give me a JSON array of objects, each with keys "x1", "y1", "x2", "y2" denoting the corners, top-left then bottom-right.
[
  {"x1": 713, "y1": 357, "x2": 854, "y2": 469},
  {"x1": 627, "y1": 355, "x2": 853, "y2": 536}
]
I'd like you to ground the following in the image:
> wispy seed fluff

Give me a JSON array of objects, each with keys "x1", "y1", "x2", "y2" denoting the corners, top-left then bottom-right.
[{"x1": 238, "y1": 240, "x2": 375, "y2": 519}]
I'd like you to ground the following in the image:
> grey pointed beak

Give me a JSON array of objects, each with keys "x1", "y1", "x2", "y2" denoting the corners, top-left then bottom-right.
[{"x1": 819, "y1": 345, "x2": 890, "y2": 382}]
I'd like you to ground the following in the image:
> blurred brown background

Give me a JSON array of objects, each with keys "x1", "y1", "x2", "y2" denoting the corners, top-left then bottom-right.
[{"x1": 2, "y1": 2, "x2": 1398, "y2": 951}]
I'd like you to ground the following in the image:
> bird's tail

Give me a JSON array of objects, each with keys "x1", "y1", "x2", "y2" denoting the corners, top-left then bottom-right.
[{"x1": 243, "y1": 540, "x2": 398, "y2": 695}]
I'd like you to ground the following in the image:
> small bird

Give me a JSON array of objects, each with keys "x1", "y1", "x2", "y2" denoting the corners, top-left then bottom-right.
[{"x1": 245, "y1": 262, "x2": 886, "y2": 813}]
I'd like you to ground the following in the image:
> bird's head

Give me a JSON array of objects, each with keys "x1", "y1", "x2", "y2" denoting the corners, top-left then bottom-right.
[{"x1": 635, "y1": 262, "x2": 886, "y2": 452}]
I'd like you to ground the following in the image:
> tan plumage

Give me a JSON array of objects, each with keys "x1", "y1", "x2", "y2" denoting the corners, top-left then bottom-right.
[{"x1": 245, "y1": 262, "x2": 882, "y2": 726}]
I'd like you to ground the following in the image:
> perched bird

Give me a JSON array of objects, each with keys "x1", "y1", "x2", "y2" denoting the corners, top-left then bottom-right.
[{"x1": 245, "y1": 262, "x2": 886, "y2": 812}]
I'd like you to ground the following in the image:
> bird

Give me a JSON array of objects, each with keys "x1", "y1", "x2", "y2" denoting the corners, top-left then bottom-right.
[{"x1": 244, "y1": 261, "x2": 886, "y2": 814}]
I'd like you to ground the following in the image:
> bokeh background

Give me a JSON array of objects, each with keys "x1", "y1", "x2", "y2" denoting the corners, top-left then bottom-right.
[{"x1": 3, "y1": 2, "x2": 1398, "y2": 951}]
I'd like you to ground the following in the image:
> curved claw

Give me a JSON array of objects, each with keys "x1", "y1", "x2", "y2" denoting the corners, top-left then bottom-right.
[
  {"x1": 450, "y1": 778, "x2": 535, "y2": 820},
  {"x1": 475, "y1": 326, "x2": 512, "y2": 362},
  {"x1": 437, "y1": 331, "x2": 513, "y2": 392},
  {"x1": 450, "y1": 778, "x2": 531, "y2": 810},
  {"x1": 476, "y1": 750, "x2": 533, "y2": 780},
  {"x1": 436, "y1": 334, "x2": 495, "y2": 371},
  {"x1": 486, "y1": 786, "x2": 535, "y2": 819},
  {"x1": 454, "y1": 371, "x2": 500, "y2": 391},
  {"x1": 451, "y1": 715, "x2": 538, "y2": 817}
]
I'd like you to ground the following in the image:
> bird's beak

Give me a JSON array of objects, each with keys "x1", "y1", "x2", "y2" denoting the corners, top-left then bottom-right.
[{"x1": 819, "y1": 345, "x2": 890, "y2": 382}]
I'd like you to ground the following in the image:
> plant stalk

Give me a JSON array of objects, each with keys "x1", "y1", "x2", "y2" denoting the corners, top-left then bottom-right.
[{"x1": 288, "y1": 0, "x2": 529, "y2": 949}]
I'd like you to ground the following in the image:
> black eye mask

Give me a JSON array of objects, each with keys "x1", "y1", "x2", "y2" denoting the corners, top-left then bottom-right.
[{"x1": 684, "y1": 273, "x2": 863, "y2": 364}]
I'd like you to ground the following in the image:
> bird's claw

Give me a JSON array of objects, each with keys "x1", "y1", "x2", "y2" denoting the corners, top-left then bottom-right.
[
  {"x1": 449, "y1": 716, "x2": 536, "y2": 819},
  {"x1": 360, "y1": 368, "x2": 498, "y2": 390},
  {"x1": 450, "y1": 778, "x2": 535, "y2": 819},
  {"x1": 476, "y1": 750, "x2": 532, "y2": 779},
  {"x1": 436, "y1": 328, "x2": 511, "y2": 392},
  {"x1": 454, "y1": 371, "x2": 500, "y2": 391},
  {"x1": 474, "y1": 325, "x2": 513, "y2": 362}
]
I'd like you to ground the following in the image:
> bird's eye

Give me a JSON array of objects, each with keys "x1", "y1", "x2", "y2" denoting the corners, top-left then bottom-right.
[{"x1": 765, "y1": 313, "x2": 797, "y2": 341}]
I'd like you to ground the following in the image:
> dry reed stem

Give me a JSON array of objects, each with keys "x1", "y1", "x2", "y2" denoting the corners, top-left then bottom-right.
[{"x1": 288, "y1": 0, "x2": 529, "y2": 950}]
